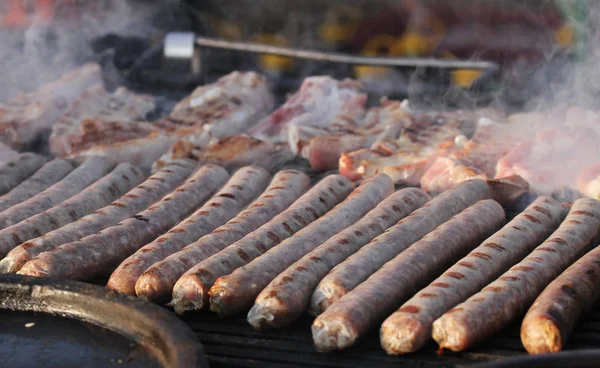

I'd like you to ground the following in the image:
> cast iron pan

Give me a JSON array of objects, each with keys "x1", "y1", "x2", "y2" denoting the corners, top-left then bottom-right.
[
  {"x1": 467, "y1": 349, "x2": 600, "y2": 368},
  {"x1": 0, "y1": 274, "x2": 208, "y2": 368}
]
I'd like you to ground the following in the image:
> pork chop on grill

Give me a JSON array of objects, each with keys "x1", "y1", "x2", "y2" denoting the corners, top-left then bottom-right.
[
  {"x1": 493, "y1": 106, "x2": 600, "y2": 195},
  {"x1": 69, "y1": 71, "x2": 274, "y2": 171},
  {"x1": 155, "y1": 75, "x2": 367, "y2": 173},
  {"x1": 250, "y1": 76, "x2": 369, "y2": 171},
  {"x1": 297, "y1": 99, "x2": 410, "y2": 171},
  {"x1": 339, "y1": 108, "x2": 490, "y2": 185},
  {"x1": 419, "y1": 116, "x2": 512, "y2": 193},
  {"x1": 49, "y1": 85, "x2": 156, "y2": 157},
  {"x1": 146, "y1": 71, "x2": 274, "y2": 171},
  {"x1": 249, "y1": 76, "x2": 367, "y2": 143},
  {"x1": 157, "y1": 135, "x2": 296, "y2": 173},
  {"x1": 0, "y1": 63, "x2": 103, "y2": 150},
  {"x1": 417, "y1": 108, "x2": 565, "y2": 193},
  {"x1": 496, "y1": 125, "x2": 600, "y2": 195}
]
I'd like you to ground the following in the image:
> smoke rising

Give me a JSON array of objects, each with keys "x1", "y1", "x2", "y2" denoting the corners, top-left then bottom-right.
[
  {"x1": 495, "y1": 2, "x2": 600, "y2": 198},
  {"x1": 0, "y1": 0, "x2": 180, "y2": 101},
  {"x1": 2, "y1": 0, "x2": 600, "y2": 199},
  {"x1": 524, "y1": 1, "x2": 599, "y2": 110}
]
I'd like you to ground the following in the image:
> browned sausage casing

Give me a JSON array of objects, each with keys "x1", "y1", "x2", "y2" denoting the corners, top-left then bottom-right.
[
  {"x1": 521, "y1": 244, "x2": 600, "y2": 354},
  {"x1": 144, "y1": 170, "x2": 311, "y2": 307},
  {"x1": 167, "y1": 174, "x2": 354, "y2": 313},
  {"x1": 0, "y1": 153, "x2": 47, "y2": 195},
  {"x1": 0, "y1": 162, "x2": 145, "y2": 258},
  {"x1": 247, "y1": 187, "x2": 430, "y2": 331},
  {"x1": 432, "y1": 198, "x2": 600, "y2": 353},
  {"x1": 210, "y1": 173, "x2": 394, "y2": 317},
  {"x1": 0, "y1": 160, "x2": 196, "y2": 274},
  {"x1": 380, "y1": 196, "x2": 564, "y2": 355},
  {"x1": 107, "y1": 166, "x2": 271, "y2": 295},
  {"x1": 0, "y1": 156, "x2": 115, "y2": 229},
  {"x1": 311, "y1": 199, "x2": 505, "y2": 352},
  {"x1": 17, "y1": 165, "x2": 229, "y2": 280},
  {"x1": 310, "y1": 179, "x2": 491, "y2": 316},
  {"x1": 0, "y1": 159, "x2": 74, "y2": 212}
]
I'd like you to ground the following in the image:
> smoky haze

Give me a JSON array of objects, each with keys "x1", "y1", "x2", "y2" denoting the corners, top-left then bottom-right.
[
  {"x1": 2, "y1": 1, "x2": 600, "y2": 197},
  {"x1": 495, "y1": 2, "x2": 600, "y2": 199},
  {"x1": 525, "y1": 2, "x2": 600, "y2": 111},
  {"x1": 0, "y1": 0, "x2": 180, "y2": 101}
]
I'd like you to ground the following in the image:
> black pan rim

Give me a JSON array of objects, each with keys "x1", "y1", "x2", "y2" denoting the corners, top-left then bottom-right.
[{"x1": 0, "y1": 274, "x2": 208, "y2": 368}]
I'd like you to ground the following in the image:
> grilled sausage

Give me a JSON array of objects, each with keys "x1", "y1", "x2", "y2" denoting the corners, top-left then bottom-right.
[
  {"x1": 432, "y1": 198, "x2": 600, "y2": 353},
  {"x1": 140, "y1": 170, "x2": 310, "y2": 306},
  {"x1": 165, "y1": 174, "x2": 353, "y2": 312},
  {"x1": 310, "y1": 179, "x2": 491, "y2": 316},
  {"x1": 380, "y1": 196, "x2": 564, "y2": 355},
  {"x1": 0, "y1": 156, "x2": 115, "y2": 229},
  {"x1": 17, "y1": 165, "x2": 229, "y2": 280},
  {"x1": 157, "y1": 170, "x2": 310, "y2": 309},
  {"x1": 312, "y1": 199, "x2": 505, "y2": 352},
  {"x1": 107, "y1": 166, "x2": 272, "y2": 295},
  {"x1": 0, "y1": 163, "x2": 145, "y2": 258},
  {"x1": 521, "y1": 245, "x2": 600, "y2": 354},
  {"x1": 0, "y1": 153, "x2": 47, "y2": 195},
  {"x1": 0, "y1": 160, "x2": 196, "y2": 274},
  {"x1": 212, "y1": 174, "x2": 394, "y2": 317},
  {"x1": 0, "y1": 159, "x2": 74, "y2": 212},
  {"x1": 247, "y1": 187, "x2": 430, "y2": 330}
]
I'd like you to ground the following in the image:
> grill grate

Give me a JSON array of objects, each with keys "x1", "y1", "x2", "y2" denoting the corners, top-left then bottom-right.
[{"x1": 180, "y1": 306, "x2": 600, "y2": 367}]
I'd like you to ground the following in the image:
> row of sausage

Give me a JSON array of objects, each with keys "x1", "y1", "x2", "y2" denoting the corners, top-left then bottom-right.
[{"x1": 0, "y1": 153, "x2": 596, "y2": 355}]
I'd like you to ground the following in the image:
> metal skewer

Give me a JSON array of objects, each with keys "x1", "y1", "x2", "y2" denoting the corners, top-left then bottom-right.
[
  {"x1": 192, "y1": 35, "x2": 499, "y2": 71},
  {"x1": 163, "y1": 32, "x2": 499, "y2": 72}
]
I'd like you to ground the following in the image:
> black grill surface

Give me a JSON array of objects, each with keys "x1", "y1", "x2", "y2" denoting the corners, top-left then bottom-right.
[{"x1": 180, "y1": 306, "x2": 600, "y2": 368}]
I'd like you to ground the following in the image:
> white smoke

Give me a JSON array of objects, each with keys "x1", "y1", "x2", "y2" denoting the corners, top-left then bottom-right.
[{"x1": 0, "y1": 0, "x2": 178, "y2": 101}]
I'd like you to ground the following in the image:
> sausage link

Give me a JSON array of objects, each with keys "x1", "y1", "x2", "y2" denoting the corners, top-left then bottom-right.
[
  {"x1": 310, "y1": 179, "x2": 491, "y2": 315},
  {"x1": 432, "y1": 198, "x2": 600, "y2": 353},
  {"x1": 17, "y1": 165, "x2": 229, "y2": 280},
  {"x1": 0, "y1": 160, "x2": 196, "y2": 273},
  {"x1": 521, "y1": 245, "x2": 600, "y2": 354},
  {"x1": 0, "y1": 153, "x2": 47, "y2": 195},
  {"x1": 160, "y1": 170, "x2": 309, "y2": 309},
  {"x1": 381, "y1": 196, "x2": 564, "y2": 355},
  {"x1": 0, "y1": 163, "x2": 145, "y2": 258},
  {"x1": 212, "y1": 174, "x2": 394, "y2": 317},
  {"x1": 165, "y1": 174, "x2": 353, "y2": 312},
  {"x1": 248, "y1": 187, "x2": 430, "y2": 330},
  {"x1": 312, "y1": 199, "x2": 505, "y2": 352},
  {"x1": 0, "y1": 156, "x2": 115, "y2": 229},
  {"x1": 107, "y1": 166, "x2": 272, "y2": 295},
  {"x1": 0, "y1": 159, "x2": 74, "y2": 212}
]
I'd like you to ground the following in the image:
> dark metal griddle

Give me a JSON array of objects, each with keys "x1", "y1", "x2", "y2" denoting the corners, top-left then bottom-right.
[
  {"x1": 180, "y1": 305, "x2": 600, "y2": 367},
  {"x1": 0, "y1": 310, "x2": 161, "y2": 368}
]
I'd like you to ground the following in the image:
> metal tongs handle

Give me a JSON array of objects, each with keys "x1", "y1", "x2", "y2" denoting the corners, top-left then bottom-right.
[{"x1": 164, "y1": 32, "x2": 499, "y2": 72}]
